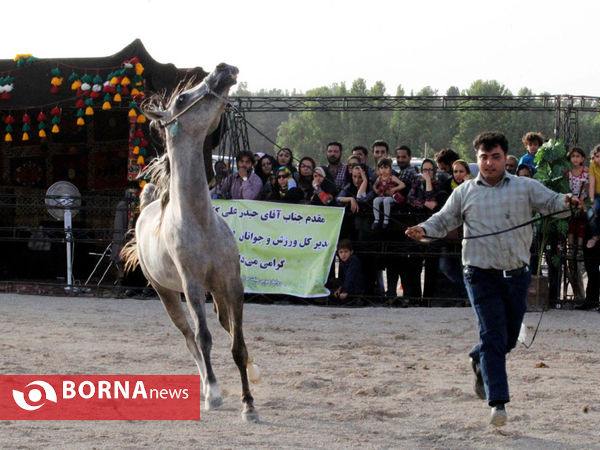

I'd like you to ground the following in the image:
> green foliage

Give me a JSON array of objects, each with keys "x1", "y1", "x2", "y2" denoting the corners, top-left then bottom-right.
[
  {"x1": 533, "y1": 138, "x2": 570, "y2": 273},
  {"x1": 534, "y1": 139, "x2": 570, "y2": 193}
]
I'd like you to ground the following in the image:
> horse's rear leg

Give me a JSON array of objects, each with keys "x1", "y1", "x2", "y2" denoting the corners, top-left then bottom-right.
[
  {"x1": 183, "y1": 284, "x2": 222, "y2": 410},
  {"x1": 214, "y1": 288, "x2": 259, "y2": 422},
  {"x1": 154, "y1": 284, "x2": 221, "y2": 410}
]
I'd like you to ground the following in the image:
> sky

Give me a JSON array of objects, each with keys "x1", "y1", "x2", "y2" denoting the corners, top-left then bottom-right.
[{"x1": 5, "y1": 0, "x2": 600, "y2": 97}]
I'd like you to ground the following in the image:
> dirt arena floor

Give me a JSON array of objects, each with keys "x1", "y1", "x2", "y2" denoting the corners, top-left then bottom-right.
[{"x1": 1, "y1": 293, "x2": 599, "y2": 449}]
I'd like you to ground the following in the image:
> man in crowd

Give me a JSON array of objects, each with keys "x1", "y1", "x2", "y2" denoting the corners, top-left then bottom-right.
[
  {"x1": 324, "y1": 141, "x2": 346, "y2": 191},
  {"x1": 406, "y1": 131, "x2": 579, "y2": 427},
  {"x1": 352, "y1": 145, "x2": 376, "y2": 182},
  {"x1": 214, "y1": 150, "x2": 263, "y2": 200},
  {"x1": 505, "y1": 155, "x2": 519, "y2": 175},
  {"x1": 371, "y1": 140, "x2": 390, "y2": 166}
]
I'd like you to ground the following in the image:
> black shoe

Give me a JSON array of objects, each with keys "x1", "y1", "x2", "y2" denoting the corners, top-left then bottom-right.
[
  {"x1": 371, "y1": 221, "x2": 380, "y2": 231},
  {"x1": 382, "y1": 222, "x2": 389, "y2": 230},
  {"x1": 470, "y1": 357, "x2": 486, "y2": 400}
]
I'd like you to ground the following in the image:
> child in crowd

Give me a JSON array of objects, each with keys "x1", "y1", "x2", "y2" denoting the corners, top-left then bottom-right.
[
  {"x1": 332, "y1": 239, "x2": 365, "y2": 300},
  {"x1": 372, "y1": 158, "x2": 405, "y2": 230},
  {"x1": 565, "y1": 147, "x2": 589, "y2": 298},
  {"x1": 518, "y1": 132, "x2": 544, "y2": 174},
  {"x1": 565, "y1": 147, "x2": 589, "y2": 250},
  {"x1": 587, "y1": 145, "x2": 600, "y2": 248},
  {"x1": 517, "y1": 164, "x2": 534, "y2": 178}
]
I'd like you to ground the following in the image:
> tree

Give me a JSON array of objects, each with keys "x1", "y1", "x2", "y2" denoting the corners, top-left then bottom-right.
[
  {"x1": 276, "y1": 80, "x2": 392, "y2": 164},
  {"x1": 452, "y1": 80, "x2": 514, "y2": 160},
  {"x1": 389, "y1": 86, "x2": 460, "y2": 157}
]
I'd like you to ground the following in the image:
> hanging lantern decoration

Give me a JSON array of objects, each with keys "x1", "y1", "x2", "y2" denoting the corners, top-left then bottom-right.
[
  {"x1": 50, "y1": 68, "x2": 63, "y2": 94},
  {"x1": 134, "y1": 60, "x2": 144, "y2": 76},
  {"x1": 80, "y1": 74, "x2": 92, "y2": 96},
  {"x1": 120, "y1": 70, "x2": 130, "y2": 96},
  {"x1": 76, "y1": 108, "x2": 85, "y2": 126},
  {"x1": 102, "y1": 93, "x2": 112, "y2": 110},
  {"x1": 90, "y1": 74, "x2": 103, "y2": 99},
  {"x1": 14, "y1": 54, "x2": 38, "y2": 67},
  {"x1": 50, "y1": 106, "x2": 61, "y2": 133},
  {"x1": 84, "y1": 97, "x2": 94, "y2": 116},
  {"x1": 0, "y1": 76, "x2": 15, "y2": 100},
  {"x1": 128, "y1": 101, "x2": 138, "y2": 122},
  {"x1": 21, "y1": 113, "x2": 31, "y2": 141},
  {"x1": 4, "y1": 114, "x2": 15, "y2": 141},
  {"x1": 136, "y1": 113, "x2": 146, "y2": 124},
  {"x1": 69, "y1": 72, "x2": 82, "y2": 92},
  {"x1": 113, "y1": 85, "x2": 122, "y2": 103},
  {"x1": 109, "y1": 73, "x2": 120, "y2": 86},
  {"x1": 102, "y1": 79, "x2": 116, "y2": 94},
  {"x1": 37, "y1": 111, "x2": 48, "y2": 138}
]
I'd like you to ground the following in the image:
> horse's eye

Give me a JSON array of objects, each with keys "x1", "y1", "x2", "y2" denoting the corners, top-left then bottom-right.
[{"x1": 177, "y1": 94, "x2": 187, "y2": 105}]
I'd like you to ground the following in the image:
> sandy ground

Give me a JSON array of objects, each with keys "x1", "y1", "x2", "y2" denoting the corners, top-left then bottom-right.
[{"x1": 1, "y1": 293, "x2": 599, "y2": 449}]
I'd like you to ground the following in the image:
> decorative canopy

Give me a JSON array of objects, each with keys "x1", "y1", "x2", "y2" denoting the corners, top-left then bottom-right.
[{"x1": 0, "y1": 39, "x2": 207, "y2": 110}]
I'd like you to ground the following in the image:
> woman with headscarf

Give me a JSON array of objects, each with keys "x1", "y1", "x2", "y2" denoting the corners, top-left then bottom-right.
[
  {"x1": 407, "y1": 158, "x2": 447, "y2": 212},
  {"x1": 336, "y1": 163, "x2": 375, "y2": 240},
  {"x1": 276, "y1": 147, "x2": 297, "y2": 176},
  {"x1": 268, "y1": 166, "x2": 303, "y2": 204},
  {"x1": 310, "y1": 166, "x2": 337, "y2": 206},
  {"x1": 296, "y1": 156, "x2": 317, "y2": 203}
]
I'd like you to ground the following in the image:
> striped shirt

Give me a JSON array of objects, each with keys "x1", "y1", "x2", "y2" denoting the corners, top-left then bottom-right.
[{"x1": 419, "y1": 172, "x2": 568, "y2": 270}]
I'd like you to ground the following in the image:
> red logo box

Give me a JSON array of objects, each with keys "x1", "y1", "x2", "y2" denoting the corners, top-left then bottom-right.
[{"x1": 0, "y1": 375, "x2": 200, "y2": 420}]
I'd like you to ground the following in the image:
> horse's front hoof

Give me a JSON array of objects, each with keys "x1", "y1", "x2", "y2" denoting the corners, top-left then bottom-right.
[
  {"x1": 242, "y1": 407, "x2": 259, "y2": 423},
  {"x1": 205, "y1": 395, "x2": 223, "y2": 410}
]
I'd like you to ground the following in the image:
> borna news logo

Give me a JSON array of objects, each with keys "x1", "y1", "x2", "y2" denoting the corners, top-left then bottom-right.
[
  {"x1": 12, "y1": 380, "x2": 58, "y2": 411},
  {"x1": 0, "y1": 375, "x2": 201, "y2": 420}
]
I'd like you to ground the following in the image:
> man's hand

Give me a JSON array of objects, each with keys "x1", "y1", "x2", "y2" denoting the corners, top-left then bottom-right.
[
  {"x1": 564, "y1": 193, "x2": 583, "y2": 209},
  {"x1": 405, "y1": 226, "x2": 425, "y2": 241},
  {"x1": 349, "y1": 198, "x2": 359, "y2": 213}
]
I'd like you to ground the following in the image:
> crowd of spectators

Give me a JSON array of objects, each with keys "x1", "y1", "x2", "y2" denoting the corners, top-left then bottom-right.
[{"x1": 209, "y1": 134, "x2": 600, "y2": 309}]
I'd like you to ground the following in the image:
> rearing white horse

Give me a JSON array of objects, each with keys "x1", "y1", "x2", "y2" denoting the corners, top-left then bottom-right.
[{"x1": 122, "y1": 63, "x2": 259, "y2": 422}]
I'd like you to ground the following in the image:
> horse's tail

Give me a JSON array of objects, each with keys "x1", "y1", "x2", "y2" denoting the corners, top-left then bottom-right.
[{"x1": 120, "y1": 231, "x2": 139, "y2": 273}]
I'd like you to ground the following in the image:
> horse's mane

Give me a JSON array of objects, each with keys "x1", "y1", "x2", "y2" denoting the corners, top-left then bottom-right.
[{"x1": 140, "y1": 76, "x2": 202, "y2": 213}]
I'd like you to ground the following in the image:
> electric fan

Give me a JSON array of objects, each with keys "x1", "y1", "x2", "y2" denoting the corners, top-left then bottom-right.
[{"x1": 45, "y1": 181, "x2": 81, "y2": 289}]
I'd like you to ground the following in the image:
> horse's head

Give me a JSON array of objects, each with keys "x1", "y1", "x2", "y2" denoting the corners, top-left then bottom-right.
[{"x1": 144, "y1": 63, "x2": 238, "y2": 139}]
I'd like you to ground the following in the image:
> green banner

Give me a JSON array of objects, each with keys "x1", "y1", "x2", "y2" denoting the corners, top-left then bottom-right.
[{"x1": 212, "y1": 200, "x2": 344, "y2": 297}]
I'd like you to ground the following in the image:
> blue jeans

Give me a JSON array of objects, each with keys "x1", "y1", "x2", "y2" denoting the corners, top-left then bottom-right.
[{"x1": 463, "y1": 266, "x2": 531, "y2": 406}]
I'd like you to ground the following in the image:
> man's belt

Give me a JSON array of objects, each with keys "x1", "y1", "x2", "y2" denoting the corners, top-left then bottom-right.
[{"x1": 469, "y1": 265, "x2": 529, "y2": 278}]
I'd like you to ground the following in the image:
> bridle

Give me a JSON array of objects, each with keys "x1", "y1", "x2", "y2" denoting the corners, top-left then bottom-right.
[{"x1": 160, "y1": 87, "x2": 227, "y2": 130}]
